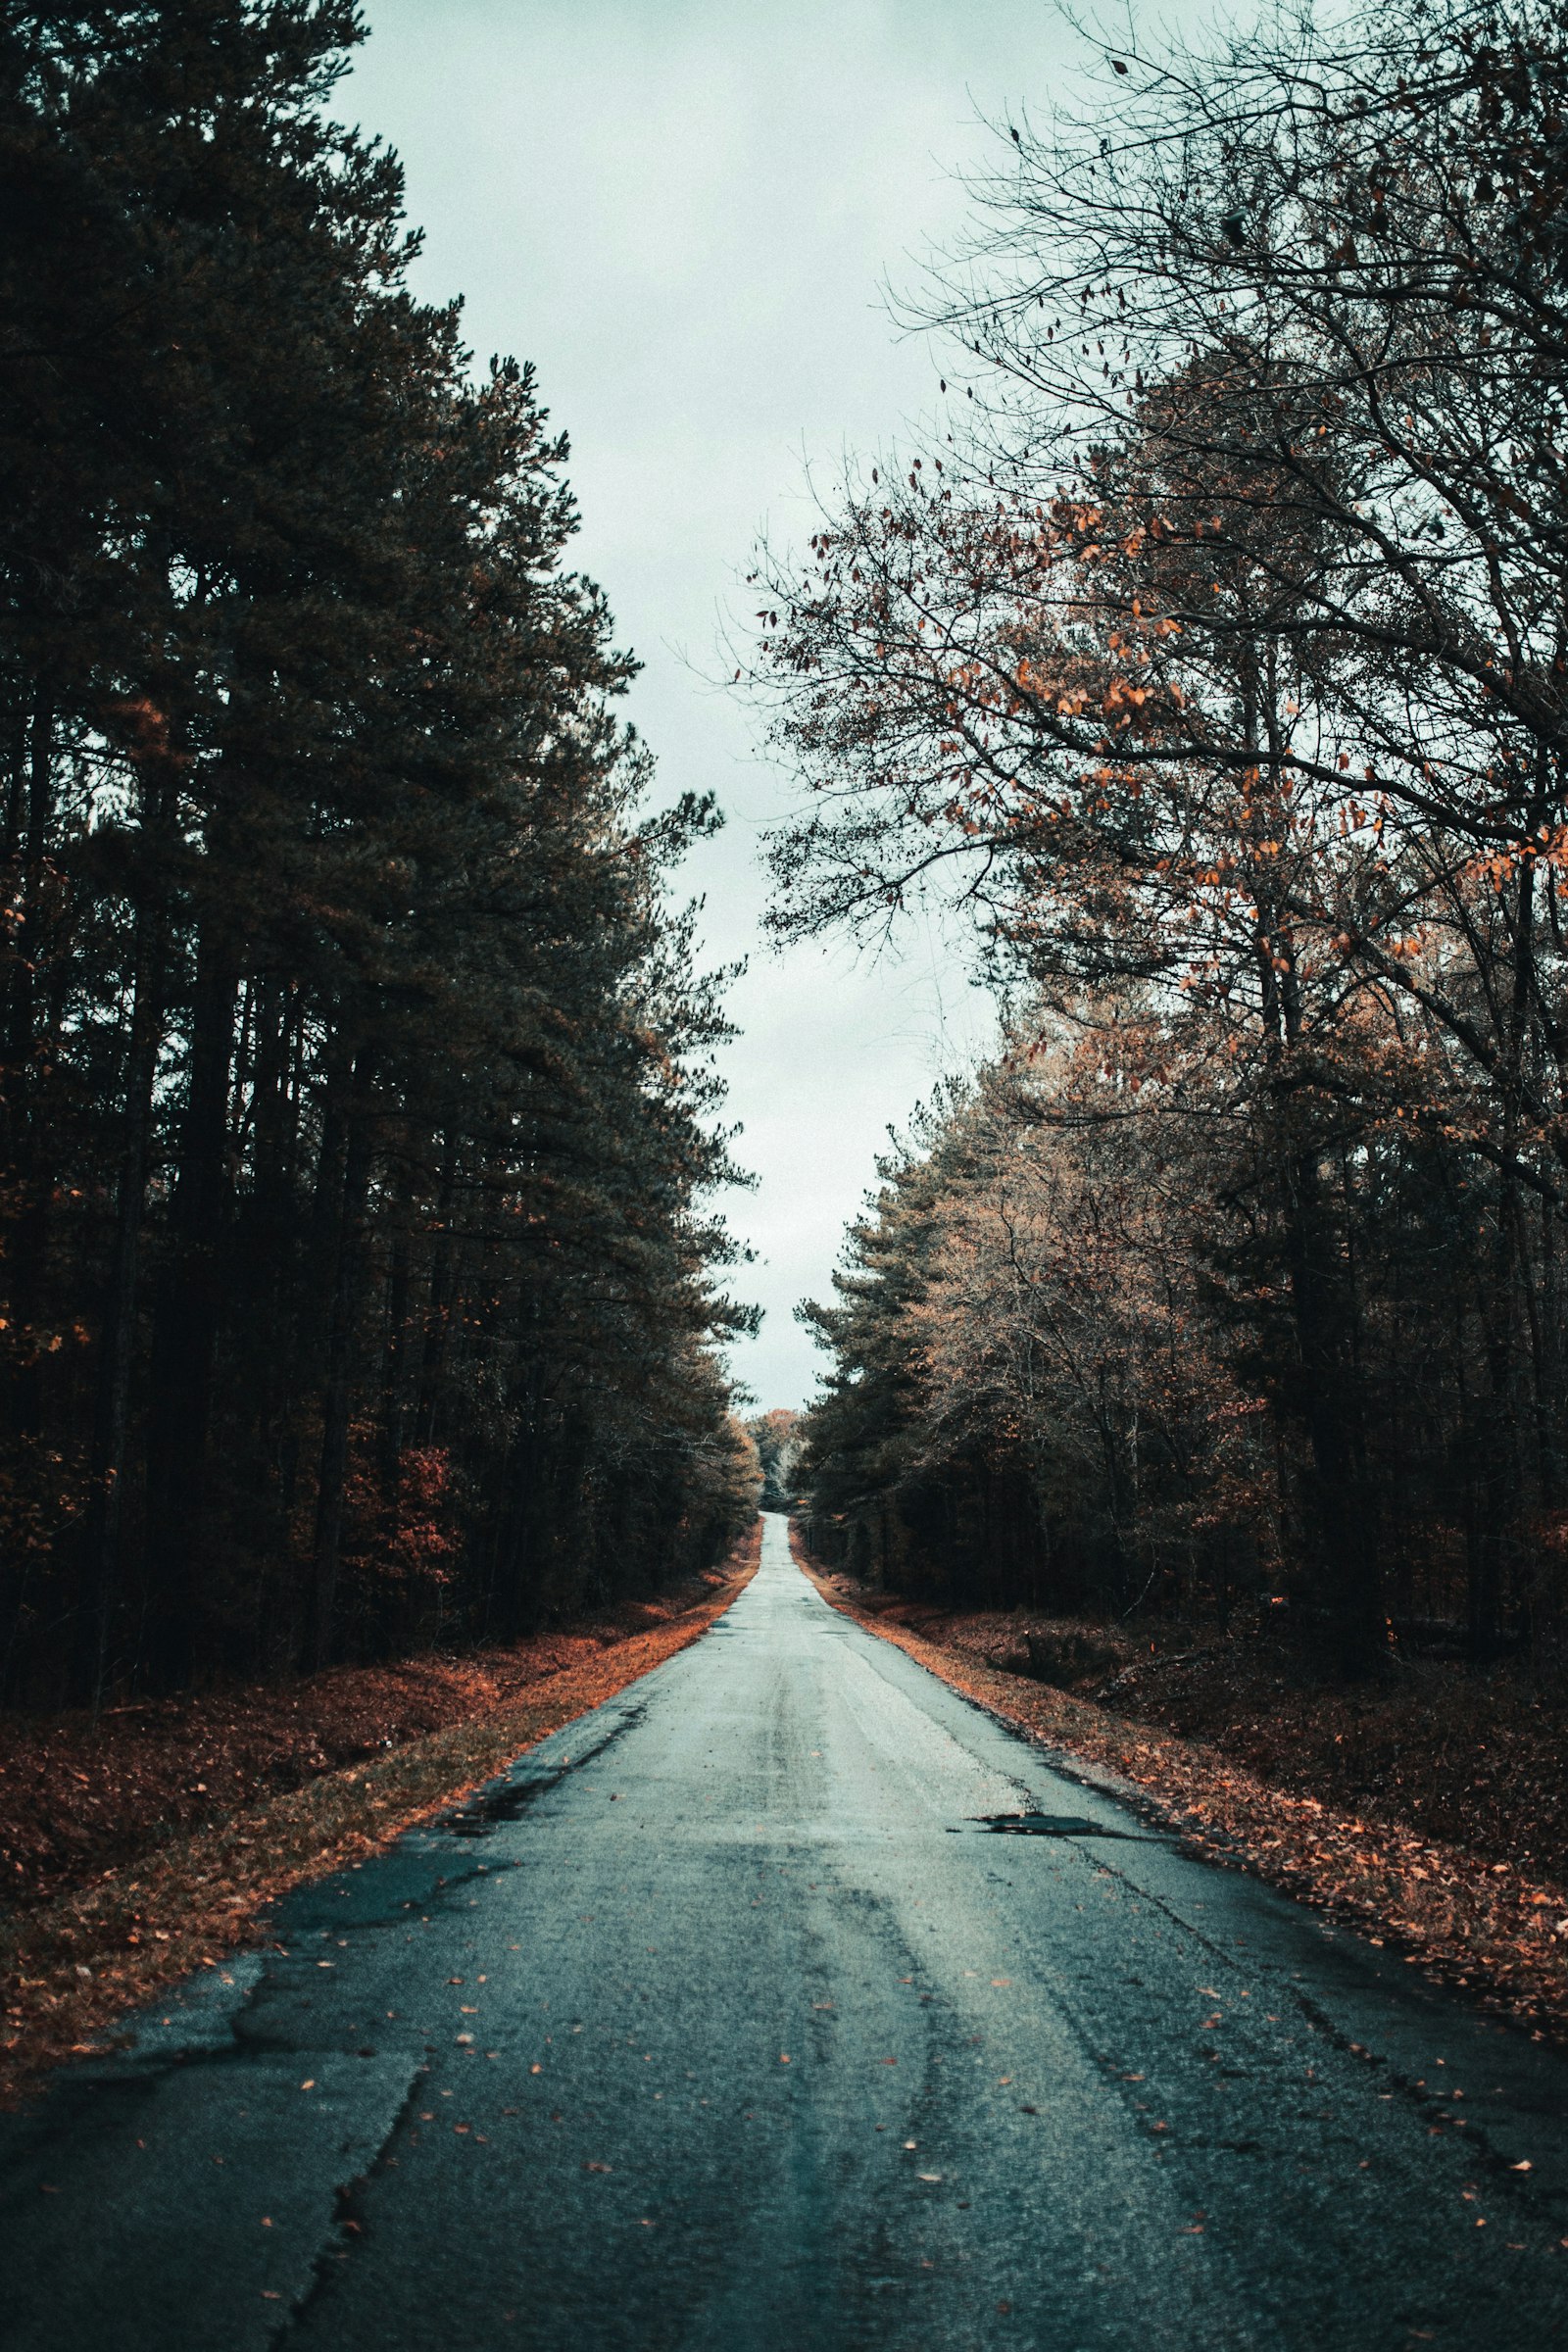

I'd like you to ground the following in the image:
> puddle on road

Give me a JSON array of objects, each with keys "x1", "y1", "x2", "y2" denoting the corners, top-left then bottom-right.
[{"x1": 968, "y1": 1811, "x2": 1158, "y2": 1841}]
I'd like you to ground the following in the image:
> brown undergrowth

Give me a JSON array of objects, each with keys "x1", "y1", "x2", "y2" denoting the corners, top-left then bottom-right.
[
  {"x1": 0, "y1": 1525, "x2": 760, "y2": 2105},
  {"x1": 793, "y1": 1532, "x2": 1568, "y2": 2043}
]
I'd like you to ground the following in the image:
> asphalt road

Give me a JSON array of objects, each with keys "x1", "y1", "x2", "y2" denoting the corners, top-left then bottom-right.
[{"x1": 5, "y1": 1517, "x2": 1568, "y2": 2351}]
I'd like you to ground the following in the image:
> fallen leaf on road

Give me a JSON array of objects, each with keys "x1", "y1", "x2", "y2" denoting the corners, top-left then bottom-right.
[
  {"x1": 6, "y1": 1568, "x2": 773, "y2": 2114},
  {"x1": 807, "y1": 1567, "x2": 1568, "y2": 2044}
]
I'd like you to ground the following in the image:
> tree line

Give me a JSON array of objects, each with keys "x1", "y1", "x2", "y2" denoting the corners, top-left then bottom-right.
[
  {"x1": 759, "y1": 0, "x2": 1568, "y2": 1672},
  {"x1": 746, "y1": 1408, "x2": 801, "y2": 1513},
  {"x1": 1, "y1": 3, "x2": 759, "y2": 1708}
]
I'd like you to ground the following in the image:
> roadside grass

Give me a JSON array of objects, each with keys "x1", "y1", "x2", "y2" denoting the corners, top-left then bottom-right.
[
  {"x1": 1, "y1": 1530, "x2": 759, "y2": 2105},
  {"x1": 795, "y1": 1537, "x2": 1568, "y2": 2042}
]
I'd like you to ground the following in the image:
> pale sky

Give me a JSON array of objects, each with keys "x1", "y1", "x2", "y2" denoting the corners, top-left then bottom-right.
[{"x1": 348, "y1": 1, "x2": 1177, "y2": 1409}]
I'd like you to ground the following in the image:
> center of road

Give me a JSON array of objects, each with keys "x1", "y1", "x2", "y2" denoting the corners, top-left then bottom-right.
[{"x1": 5, "y1": 1516, "x2": 1567, "y2": 2350}]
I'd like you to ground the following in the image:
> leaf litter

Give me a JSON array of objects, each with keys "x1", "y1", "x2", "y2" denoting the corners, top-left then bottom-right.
[
  {"x1": 0, "y1": 1530, "x2": 759, "y2": 2104},
  {"x1": 798, "y1": 1542, "x2": 1568, "y2": 2042}
]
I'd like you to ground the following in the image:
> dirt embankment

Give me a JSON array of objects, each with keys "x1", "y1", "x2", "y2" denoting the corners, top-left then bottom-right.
[
  {"x1": 795, "y1": 1534, "x2": 1568, "y2": 2044},
  {"x1": 1, "y1": 1526, "x2": 760, "y2": 2104}
]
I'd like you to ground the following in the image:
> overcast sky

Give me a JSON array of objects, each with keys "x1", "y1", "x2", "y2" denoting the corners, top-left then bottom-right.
[{"x1": 348, "y1": 1, "x2": 1173, "y2": 1410}]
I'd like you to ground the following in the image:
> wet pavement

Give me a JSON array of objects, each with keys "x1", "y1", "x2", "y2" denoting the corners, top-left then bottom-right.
[{"x1": 3, "y1": 1515, "x2": 1567, "y2": 2349}]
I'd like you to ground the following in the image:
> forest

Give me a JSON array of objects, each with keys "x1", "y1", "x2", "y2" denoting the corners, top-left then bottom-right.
[
  {"x1": 0, "y1": 3, "x2": 760, "y2": 1710},
  {"x1": 13, "y1": 11, "x2": 1568, "y2": 2326},
  {"x1": 764, "y1": 0, "x2": 1568, "y2": 1677}
]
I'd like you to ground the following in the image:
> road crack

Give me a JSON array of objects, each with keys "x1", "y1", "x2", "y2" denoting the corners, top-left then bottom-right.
[{"x1": 264, "y1": 2062, "x2": 428, "y2": 2345}]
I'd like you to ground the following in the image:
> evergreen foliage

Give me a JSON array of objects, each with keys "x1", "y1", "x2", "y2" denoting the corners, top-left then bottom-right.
[{"x1": 0, "y1": 3, "x2": 758, "y2": 1703}]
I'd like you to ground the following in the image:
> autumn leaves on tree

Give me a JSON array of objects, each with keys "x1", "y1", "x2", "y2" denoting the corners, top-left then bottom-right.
[
  {"x1": 760, "y1": 0, "x2": 1568, "y2": 1671},
  {"x1": 0, "y1": 5, "x2": 758, "y2": 1705},
  {"x1": 10, "y1": 0, "x2": 1565, "y2": 1715}
]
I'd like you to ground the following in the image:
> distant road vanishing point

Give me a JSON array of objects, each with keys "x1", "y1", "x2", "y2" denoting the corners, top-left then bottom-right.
[{"x1": 4, "y1": 1514, "x2": 1568, "y2": 2350}]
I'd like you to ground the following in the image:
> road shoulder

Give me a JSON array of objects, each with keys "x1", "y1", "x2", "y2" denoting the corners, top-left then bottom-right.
[
  {"x1": 792, "y1": 1531, "x2": 1568, "y2": 2047},
  {"x1": 1, "y1": 1532, "x2": 760, "y2": 2106}
]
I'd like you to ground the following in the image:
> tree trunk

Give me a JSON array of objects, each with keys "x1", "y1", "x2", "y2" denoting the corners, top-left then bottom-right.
[
  {"x1": 378, "y1": 1153, "x2": 414, "y2": 1497},
  {"x1": 141, "y1": 925, "x2": 238, "y2": 1688},
  {"x1": 414, "y1": 1138, "x2": 459, "y2": 1446},
  {"x1": 3, "y1": 705, "x2": 56, "y2": 1455},
  {"x1": 304, "y1": 1051, "x2": 375, "y2": 1673},
  {"x1": 76, "y1": 879, "x2": 167, "y2": 1707},
  {"x1": 1281, "y1": 1142, "x2": 1382, "y2": 1676}
]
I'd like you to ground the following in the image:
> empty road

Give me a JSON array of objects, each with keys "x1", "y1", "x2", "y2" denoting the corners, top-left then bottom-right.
[{"x1": 4, "y1": 1516, "x2": 1567, "y2": 2349}]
